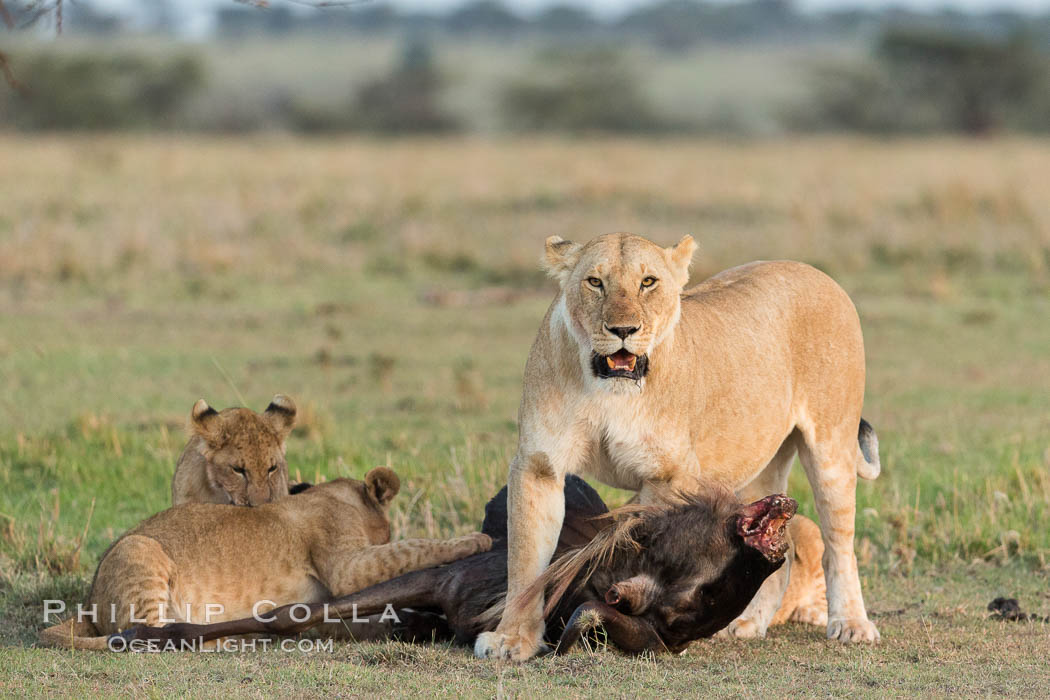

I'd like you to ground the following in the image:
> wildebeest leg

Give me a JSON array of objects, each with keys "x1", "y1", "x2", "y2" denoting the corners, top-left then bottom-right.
[{"x1": 116, "y1": 567, "x2": 454, "y2": 649}]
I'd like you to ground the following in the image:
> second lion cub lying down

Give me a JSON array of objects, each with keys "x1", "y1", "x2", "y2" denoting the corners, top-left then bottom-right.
[{"x1": 39, "y1": 467, "x2": 491, "y2": 649}]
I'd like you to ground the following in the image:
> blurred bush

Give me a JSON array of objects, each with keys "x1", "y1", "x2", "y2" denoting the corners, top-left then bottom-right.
[
  {"x1": 351, "y1": 40, "x2": 460, "y2": 133},
  {"x1": 0, "y1": 52, "x2": 204, "y2": 130},
  {"x1": 793, "y1": 27, "x2": 1050, "y2": 134},
  {"x1": 500, "y1": 47, "x2": 663, "y2": 133},
  {"x1": 285, "y1": 39, "x2": 460, "y2": 134}
]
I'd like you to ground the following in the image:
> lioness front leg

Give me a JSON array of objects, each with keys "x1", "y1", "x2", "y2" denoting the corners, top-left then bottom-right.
[
  {"x1": 474, "y1": 453, "x2": 565, "y2": 661},
  {"x1": 322, "y1": 533, "x2": 492, "y2": 597}
]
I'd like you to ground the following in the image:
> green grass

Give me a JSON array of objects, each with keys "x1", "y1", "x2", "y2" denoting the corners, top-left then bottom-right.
[{"x1": 1, "y1": 135, "x2": 1049, "y2": 696}]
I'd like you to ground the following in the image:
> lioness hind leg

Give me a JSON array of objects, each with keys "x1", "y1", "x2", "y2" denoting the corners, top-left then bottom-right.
[
  {"x1": 720, "y1": 436, "x2": 797, "y2": 640},
  {"x1": 797, "y1": 433, "x2": 879, "y2": 643}
]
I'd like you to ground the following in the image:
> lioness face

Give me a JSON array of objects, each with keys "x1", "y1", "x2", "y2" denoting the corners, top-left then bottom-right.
[
  {"x1": 191, "y1": 396, "x2": 297, "y2": 507},
  {"x1": 544, "y1": 233, "x2": 696, "y2": 385}
]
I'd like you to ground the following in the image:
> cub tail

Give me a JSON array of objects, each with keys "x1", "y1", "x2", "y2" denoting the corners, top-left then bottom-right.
[
  {"x1": 38, "y1": 618, "x2": 111, "y2": 651},
  {"x1": 856, "y1": 418, "x2": 881, "y2": 480}
]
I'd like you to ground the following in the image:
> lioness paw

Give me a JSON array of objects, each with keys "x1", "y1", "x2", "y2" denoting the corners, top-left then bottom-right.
[
  {"x1": 717, "y1": 617, "x2": 766, "y2": 640},
  {"x1": 473, "y1": 630, "x2": 544, "y2": 661},
  {"x1": 827, "y1": 617, "x2": 880, "y2": 643},
  {"x1": 790, "y1": 603, "x2": 828, "y2": 627}
]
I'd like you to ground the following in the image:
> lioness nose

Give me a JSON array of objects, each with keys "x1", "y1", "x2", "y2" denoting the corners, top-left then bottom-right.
[{"x1": 606, "y1": 325, "x2": 639, "y2": 339}]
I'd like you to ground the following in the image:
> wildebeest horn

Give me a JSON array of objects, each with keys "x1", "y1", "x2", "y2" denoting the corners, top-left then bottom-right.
[{"x1": 554, "y1": 601, "x2": 664, "y2": 655}]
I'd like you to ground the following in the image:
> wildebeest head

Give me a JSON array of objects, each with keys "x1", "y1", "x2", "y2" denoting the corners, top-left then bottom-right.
[{"x1": 511, "y1": 489, "x2": 797, "y2": 654}]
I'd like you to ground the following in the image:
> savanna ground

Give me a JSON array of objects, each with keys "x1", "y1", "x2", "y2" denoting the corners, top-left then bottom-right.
[{"x1": 0, "y1": 135, "x2": 1048, "y2": 697}]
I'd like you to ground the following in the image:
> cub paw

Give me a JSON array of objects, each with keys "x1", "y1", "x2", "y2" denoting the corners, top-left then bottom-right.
[
  {"x1": 790, "y1": 603, "x2": 828, "y2": 627},
  {"x1": 717, "y1": 617, "x2": 766, "y2": 640},
  {"x1": 473, "y1": 625, "x2": 543, "y2": 661},
  {"x1": 827, "y1": 617, "x2": 880, "y2": 643},
  {"x1": 461, "y1": 533, "x2": 493, "y2": 555}
]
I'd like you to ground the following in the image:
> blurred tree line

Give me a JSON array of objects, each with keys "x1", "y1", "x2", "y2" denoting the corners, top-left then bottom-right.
[
  {"x1": 0, "y1": 0, "x2": 1049, "y2": 134},
  {"x1": 796, "y1": 27, "x2": 1050, "y2": 135}
]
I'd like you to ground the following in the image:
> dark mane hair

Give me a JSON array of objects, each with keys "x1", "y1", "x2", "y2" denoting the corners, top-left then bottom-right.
[{"x1": 478, "y1": 480, "x2": 740, "y2": 626}]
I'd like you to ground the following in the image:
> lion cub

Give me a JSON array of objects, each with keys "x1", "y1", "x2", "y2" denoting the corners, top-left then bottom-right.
[
  {"x1": 172, "y1": 395, "x2": 296, "y2": 507},
  {"x1": 771, "y1": 515, "x2": 828, "y2": 627},
  {"x1": 40, "y1": 467, "x2": 492, "y2": 649}
]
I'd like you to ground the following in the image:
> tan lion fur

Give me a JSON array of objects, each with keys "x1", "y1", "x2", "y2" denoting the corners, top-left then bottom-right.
[
  {"x1": 476, "y1": 232, "x2": 879, "y2": 661},
  {"x1": 773, "y1": 516, "x2": 828, "y2": 627},
  {"x1": 40, "y1": 469, "x2": 492, "y2": 650},
  {"x1": 171, "y1": 395, "x2": 296, "y2": 507}
]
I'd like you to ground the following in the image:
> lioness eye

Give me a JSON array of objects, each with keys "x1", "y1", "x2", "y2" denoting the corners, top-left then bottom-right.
[
  {"x1": 233, "y1": 466, "x2": 246, "y2": 476},
  {"x1": 641, "y1": 276, "x2": 657, "y2": 288},
  {"x1": 586, "y1": 277, "x2": 603, "y2": 289},
  {"x1": 268, "y1": 464, "x2": 278, "y2": 474}
]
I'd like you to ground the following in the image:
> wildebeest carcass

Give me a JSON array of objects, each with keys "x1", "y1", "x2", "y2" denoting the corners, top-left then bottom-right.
[{"x1": 115, "y1": 476, "x2": 796, "y2": 655}]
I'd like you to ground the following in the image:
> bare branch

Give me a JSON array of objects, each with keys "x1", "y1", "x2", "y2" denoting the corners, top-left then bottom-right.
[
  {"x1": 235, "y1": 0, "x2": 372, "y2": 8},
  {"x1": 278, "y1": 0, "x2": 372, "y2": 6},
  {"x1": 0, "y1": 0, "x2": 15, "y2": 30},
  {"x1": 0, "y1": 49, "x2": 27, "y2": 94},
  {"x1": 12, "y1": 0, "x2": 65, "y2": 31}
]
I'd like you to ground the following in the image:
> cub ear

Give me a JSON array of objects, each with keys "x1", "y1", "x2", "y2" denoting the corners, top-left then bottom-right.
[
  {"x1": 190, "y1": 399, "x2": 223, "y2": 445},
  {"x1": 542, "y1": 236, "x2": 583, "y2": 287},
  {"x1": 665, "y1": 235, "x2": 696, "y2": 288},
  {"x1": 263, "y1": 394, "x2": 297, "y2": 440},
  {"x1": 364, "y1": 466, "x2": 400, "y2": 507}
]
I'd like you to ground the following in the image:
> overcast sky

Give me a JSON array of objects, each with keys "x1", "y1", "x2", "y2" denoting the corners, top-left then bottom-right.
[
  {"x1": 90, "y1": 0, "x2": 1050, "y2": 37},
  {"x1": 97, "y1": 0, "x2": 1050, "y2": 18}
]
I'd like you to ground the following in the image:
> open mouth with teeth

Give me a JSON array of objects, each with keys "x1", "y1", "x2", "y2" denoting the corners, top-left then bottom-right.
[
  {"x1": 591, "y1": 349, "x2": 649, "y2": 380},
  {"x1": 736, "y1": 494, "x2": 798, "y2": 562}
]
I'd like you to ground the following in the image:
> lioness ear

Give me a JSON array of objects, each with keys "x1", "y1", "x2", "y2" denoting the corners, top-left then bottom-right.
[
  {"x1": 190, "y1": 399, "x2": 223, "y2": 445},
  {"x1": 364, "y1": 466, "x2": 400, "y2": 507},
  {"x1": 665, "y1": 235, "x2": 696, "y2": 287},
  {"x1": 263, "y1": 394, "x2": 297, "y2": 441},
  {"x1": 543, "y1": 236, "x2": 583, "y2": 287}
]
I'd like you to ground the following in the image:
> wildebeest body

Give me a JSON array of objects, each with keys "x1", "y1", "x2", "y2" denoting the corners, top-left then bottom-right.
[{"x1": 117, "y1": 476, "x2": 793, "y2": 654}]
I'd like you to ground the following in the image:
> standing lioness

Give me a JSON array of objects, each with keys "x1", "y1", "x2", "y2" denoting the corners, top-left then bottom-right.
[{"x1": 476, "y1": 233, "x2": 881, "y2": 661}]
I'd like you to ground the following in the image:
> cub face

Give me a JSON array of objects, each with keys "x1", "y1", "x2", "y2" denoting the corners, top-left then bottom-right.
[
  {"x1": 542, "y1": 233, "x2": 696, "y2": 385},
  {"x1": 187, "y1": 395, "x2": 297, "y2": 506}
]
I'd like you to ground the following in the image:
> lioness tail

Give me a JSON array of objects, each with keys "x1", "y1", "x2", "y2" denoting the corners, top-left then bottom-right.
[{"x1": 856, "y1": 418, "x2": 880, "y2": 480}]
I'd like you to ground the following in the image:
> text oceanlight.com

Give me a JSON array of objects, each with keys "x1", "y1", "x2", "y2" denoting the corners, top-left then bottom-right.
[{"x1": 109, "y1": 637, "x2": 335, "y2": 653}]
